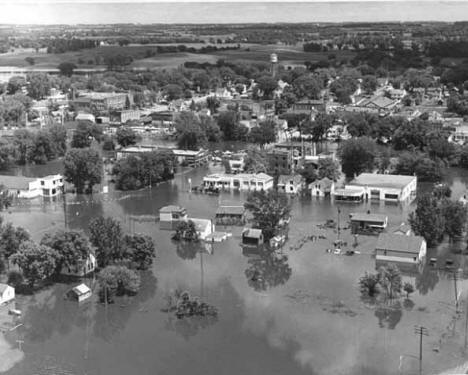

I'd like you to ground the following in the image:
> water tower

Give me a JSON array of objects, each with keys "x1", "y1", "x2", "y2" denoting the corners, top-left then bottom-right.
[{"x1": 270, "y1": 53, "x2": 278, "y2": 78}]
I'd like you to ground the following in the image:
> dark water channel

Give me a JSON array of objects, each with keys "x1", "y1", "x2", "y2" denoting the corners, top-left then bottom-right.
[{"x1": 2, "y1": 164, "x2": 468, "y2": 375}]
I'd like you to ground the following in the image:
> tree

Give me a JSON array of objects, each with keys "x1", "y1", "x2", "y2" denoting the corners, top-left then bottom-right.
[
  {"x1": 98, "y1": 265, "x2": 141, "y2": 303},
  {"x1": 7, "y1": 76, "x2": 27, "y2": 95},
  {"x1": 441, "y1": 200, "x2": 467, "y2": 241},
  {"x1": 291, "y1": 74, "x2": 322, "y2": 99},
  {"x1": 0, "y1": 223, "x2": 30, "y2": 262},
  {"x1": 64, "y1": 148, "x2": 103, "y2": 194},
  {"x1": 317, "y1": 158, "x2": 340, "y2": 181},
  {"x1": 58, "y1": 62, "x2": 77, "y2": 77},
  {"x1": 172, "y1": 220, "x2": 199, "y2": 242},
  {"x1": 0, "y1": 185, "x2": 12, "y2": 211},
  {"x1": 361, "y1": 75, "x2": 378, "y2": 94},
  {"x1": 359, "y1": 271, "x2": 380, "y2": 297},
  {"x1": 163, "y1": 84, "x2": 183, "y2": 101},
  {"x1": 199, "y1": 115, "x2": 221, "y2": 142},
  {"x1": 10, "y1": 241, "x2": 58, "y2": 288},
  {"x1": 25, "y1": 57, "x2": 35, "y2": 66},
  {"x1": 123, "y1": 233, "x2": 156, "y2": 270},
  {"x1": 206, "y1": 96, "x2": 220, "y2": 114},
  {"x1": 244, "y1": 190, "x2": 291, "y2": 242},
  {"x1": 13, "y1": 129, "x2": 35, "y2": 164},
  {"x1": 409, "y1": 194, "x2": 445, "y2": 247},
  {"x1": 249, "y1": 120, "x2": 276, "y2": 148},
  {"x1": 26, "y1": 73, "x2": 52, "y2": 100},
  {"x1": 40, "y1": 230, "x2": 93, "y2": 275},
  {"x1": 174, "y1": 111, "x2": 207, "y2": 150},
  {"x1": 378, "y1": 264, "x2": 402, "y2": 299},
  {"x1": 298, "y1": 163, "x2": 317, "y2": 184},
  {"x1": 47, "y1": 124, "x2": 68, "y2": 157},
  {"x1": 339, "y1": 137, "x2": 377, "y2": 178},
  {"x1": 71, "y1": 121, "x2": 103, "y2": 148},
  {"x1": 256, "y1": 75, "x2": 278, "y2": 99},
  {"x1": 394, "y1": 152, "x2": 443, "y2": 182},
  {"x1": 89, "y1": 217, "x2": 124, "y2": 268},
  {"x1": 217, "y1": 110, "x2": 245, "y2": 141},
  {"x1": 311, "y1": 113, "x2": 333, "y2": 143},
  {"x1": 403, "y1": 282, "x2": 415, "y2": 299},
  {"x1": 243, "y1": 146, "x2": 268, "y2": 174},
  {"x1": 7, "y1": 270, "x2": 24, "y2": 288},
  {"x1": 116, "y1": 127, "x2": 138, "y2": 148}
]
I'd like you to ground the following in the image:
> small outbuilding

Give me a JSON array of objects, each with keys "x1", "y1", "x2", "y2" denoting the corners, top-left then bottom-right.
[
  {"x1": 67, "y1": 283, "x2": 92, "y2": 303},
  {"x1": 159, "y1": 205, "x2": 187, "y2": 222},
  {"x1": 242, "y1": 228, "x2": 264, "y2": 247},
  {"x1": 350, "y1": 212, "x2": 388, "y2": 234},
  {"x1": 215, "y1": 205, "x2": 246, "y2": 226},
  {"x1": 0, "y1": 284, "x2": 15, "y2": 305}
]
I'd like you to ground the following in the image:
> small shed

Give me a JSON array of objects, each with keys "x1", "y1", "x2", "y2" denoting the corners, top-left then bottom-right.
[
  {"x1": 67, "y1": 283, "x2": 92, "y2": 303},
  {"x1": 159, "y1": 205, "x2": 187, "y2": 222},
  {"x1": 215, "y1": 205, "x2": 246, "y2": 225},
  {"x1": 350, "y1": 212, "x2": 388, "y2": 234},
  {"x1": 0, "y1": 284, "x2": 15, "y2": 305},
  {"x1": 242, "y1": 228, "x2": 264, "y2": 247}
]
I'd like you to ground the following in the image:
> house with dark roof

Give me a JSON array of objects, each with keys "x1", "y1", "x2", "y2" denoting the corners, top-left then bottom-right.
[
  {"x1": 215, "y1": 205, "x2": 246, "y2": 226},
  {"x1": 375, "y1": 233, "x2": 426, "y2": 265},
  {"x1": 350, "y1": 212, "x2": 388, "y2": 234},
  {"x1": 346, "y1": 173, "x2": 417, "y2": 202}
]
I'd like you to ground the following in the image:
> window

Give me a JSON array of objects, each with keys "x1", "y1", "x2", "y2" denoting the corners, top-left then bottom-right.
[{"x1": 41, "y1": 180, "x2": 44, "y2": 186}]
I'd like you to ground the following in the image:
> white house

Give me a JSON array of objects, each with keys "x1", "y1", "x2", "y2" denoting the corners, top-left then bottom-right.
[
  {"x1": 188, "y1": 218, "x2": 214, "y2": 241},
  {"x1": 0, "y1": 174, "x2": 63, "y2": 198},
  {"x1": 61, "y1": 253, "x2": 97, "y2": 277},
  {"x1": 346, "y1": 173, "x2": 417, "y2": 202},
  {"x1": 0, "y1": 284, "x2": 14, "y2": 304},
  {"x1": 310, "y1": 177, "x2": 335, "y2": 197},
  {"x1": 277, "y1": 174, "x2": 303, "y2": 194},
  {"x1": 203, "y1": 173, "x2": 274, "y2": 191},
  {"x1": 375, "y1": 233, "x2": 427, "y2": 265}
]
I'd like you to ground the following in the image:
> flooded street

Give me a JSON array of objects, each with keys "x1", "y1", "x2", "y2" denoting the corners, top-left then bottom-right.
[{"x1": 2, "y1": 164, "x2": 468, "y2": 375}]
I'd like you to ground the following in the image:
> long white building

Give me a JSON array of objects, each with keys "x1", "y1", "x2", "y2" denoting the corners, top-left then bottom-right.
[
  {"x1": 345, "y1": 173, "x2": 417, "y2": 202},
  {"x1": 203, "y1": 173, "x2": 274, "y2": 191}
]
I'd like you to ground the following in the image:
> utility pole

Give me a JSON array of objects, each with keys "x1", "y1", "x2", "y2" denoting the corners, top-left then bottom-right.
[
  {"x1": 414, "y1": 325, "x2": 428, "y2": 374},
  {"x1": 337, "y1": 208, "x2": 341, "y2": 241},
  {"x1": 453, "y1": 270, "x2": 460, "y2": 311}
]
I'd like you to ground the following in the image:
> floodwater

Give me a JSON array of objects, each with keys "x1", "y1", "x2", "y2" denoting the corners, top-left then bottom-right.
[{"x1": 2, "y1": 164, "x2": 468, "y2": 375}]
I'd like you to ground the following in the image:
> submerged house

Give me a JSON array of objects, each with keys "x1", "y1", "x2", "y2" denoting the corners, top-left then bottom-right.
[
  {"x1": 309, "y1": 177, "x2": 335, "y2": 197},
  {"x1": 0, "y1": 284, "x2": 14, "y2": 305},
  {"x1": 189, "y1": 218, "x2": 214, "y2": 241},
  {"x1": 332, "y1": 187, "x2": 365, "y2": 202},
  {"x1": 215, "y1": 205, "x2": 246, "y2": 226},
  {"x1": 61, "y1": 253, "x2": 97, "y2": 277},
  {"x1": 375, "y1": 233, "x2": 427, "y2": 265},
  {"x1": 350, "y1": 212, "x2": 388, "y2": 234},
  {"x1": 159, "y1": 205, "x2": 187, "y2": 223},
  {"x1": 67, "y1": 283, "x2": 92, "y2": 303},
  {"x1": 242, "y1": 228, "x2": 264, "y2": 247},
  {"x1": 277, "y1": 175, "x2": 303, "y2": 194},
  {"x1": 0, "y1": 174, "x2": 64, "y2": 199}
]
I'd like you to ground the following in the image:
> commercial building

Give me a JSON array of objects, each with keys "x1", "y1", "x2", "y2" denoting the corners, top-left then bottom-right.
[
  {"x1": 375, "y1": 233, "x2": 427, "y2": 265},
  {"x1": 203, "y1": 173, "x2": 274, "y2": 191},
  {"x1": 0, "y1": 174, "x2": 63, "y2": 198},
  {"x1": 346, "y1": 173, "x2": 417, "y2": 202}
]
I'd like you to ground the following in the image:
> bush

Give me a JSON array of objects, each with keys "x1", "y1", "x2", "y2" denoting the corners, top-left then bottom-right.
[{"x1": 7, "y1": 270, "x2": 24, "y2": 288}]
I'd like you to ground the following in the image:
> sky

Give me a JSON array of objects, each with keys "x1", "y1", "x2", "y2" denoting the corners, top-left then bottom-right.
[{"x1": 0, "y1": 1, "x2": 466, "y2": 24}]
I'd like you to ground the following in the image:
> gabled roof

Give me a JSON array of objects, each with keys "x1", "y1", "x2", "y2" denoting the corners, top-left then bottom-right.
[
  {"x1": 361, "y1": 96, "x2": 396, "y2": 109},
  {"x1": 278, "y1": 174, "x2": 302, "y2": 185},
  {"x1": 72, "y1": 283, "x2": 91, "y2": 296},
  {"x1": 376, "y1": 233, "x2": 425, "y2": 253},
  {"x1": 0, "y1": 283, "x2": 11, "y2": 294},
  {"x1": 243, "y1": 228, "x2": 262, "y2": 239},
  {"x1": 309, "y1": 177, "x2": 334, "y2": 189}
]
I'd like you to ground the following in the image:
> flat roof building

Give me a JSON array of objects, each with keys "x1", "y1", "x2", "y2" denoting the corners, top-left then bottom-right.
[{"x1": 375, "y1": 233, "x2": 426, "y2": 265}]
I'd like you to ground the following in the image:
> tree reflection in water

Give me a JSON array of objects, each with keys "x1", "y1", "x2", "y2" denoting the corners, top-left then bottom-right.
[
  {"x1": 175, "y1": 241, "x2": 206, "y2": 260},
  {"x1": 244, "y1": 246, "x2": 292, "y2": 292},
  {"x1": 415, "y1": 265, "x2": 440, "y2": 295},
  {"x1": 93, "y1": 271, "x2": 157, "y2": 341},
  {"x1": 374, "y1": 300, "x2": 403, "y2": 329}
]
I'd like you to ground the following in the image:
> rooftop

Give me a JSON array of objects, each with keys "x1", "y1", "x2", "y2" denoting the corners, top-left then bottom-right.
[
  {"x1": 216, "y1": 206, "x2": 245, "y2": 216},
  {"x1": 243, "y1": 228, "x2": 263, "y2": 239},
  {"x1": 278, "y1": 174, "x2": 302, "y2": 185},
  {"x1": 350, "y1": 212, "x2": 387, "y2": 223},
  {"x1": 349, "y1": 173, "x2": 416, "y2": 189},
  {"x1": 204, "y1": 173, "x2": 273, "y2": 181},
  {"x1": 376, "y1": 233, "x2": 425, "y2": 253},
  {"x1": 159, "y1": 205, "x2": 186, "y2": 213},
  {"x1": 0, "y1": 175, "x2": 36, "y2": 190},
  {"x1": 72, "y1": 283, "x2": 91, "y2": 296}
]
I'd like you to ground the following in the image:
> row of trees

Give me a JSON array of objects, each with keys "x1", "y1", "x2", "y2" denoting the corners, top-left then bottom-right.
[{"x1": 0, "y1": 125, "x2": 67, "y2": 169}]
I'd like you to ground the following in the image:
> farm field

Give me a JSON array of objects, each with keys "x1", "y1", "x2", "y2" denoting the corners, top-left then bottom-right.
[{"x1": 0, "y1": 43, "x2": 356, "y2": 70}]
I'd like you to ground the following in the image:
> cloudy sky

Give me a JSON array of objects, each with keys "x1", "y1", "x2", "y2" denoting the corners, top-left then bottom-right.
[{"x1": 0, "y1": 0, "x2": 466, "y2": 24}]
